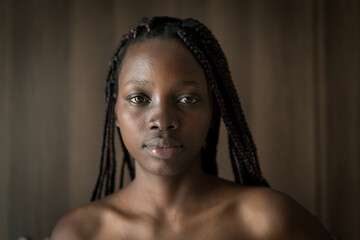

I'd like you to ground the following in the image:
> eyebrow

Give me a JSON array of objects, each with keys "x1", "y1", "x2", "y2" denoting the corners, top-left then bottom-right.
[
  {"x1": 126, "y1": 79, "x2": 200, "y2": 87},
  {"x1": 127, "y1": 79, "x2": 151, "y2": 86},
  {"x1": 178, "y1": 80, "x2": 200, "y2": 86}
]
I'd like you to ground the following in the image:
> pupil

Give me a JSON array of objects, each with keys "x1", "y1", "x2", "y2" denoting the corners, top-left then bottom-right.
[{"x1": 185, "y1": 97, "x2": 192, "y2": 103}]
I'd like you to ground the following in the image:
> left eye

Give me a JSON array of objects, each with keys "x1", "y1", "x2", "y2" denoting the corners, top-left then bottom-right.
[
  {"x1": 178, "y1": 96, "x2": 198, "y2": 104},
  {"x1": 129, "y1": 95, "x2": 150, "y2": 104}
]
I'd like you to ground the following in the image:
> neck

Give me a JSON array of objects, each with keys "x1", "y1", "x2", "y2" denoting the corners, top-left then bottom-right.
[{"x1": 127, "y1": 160, "x2": 213, "y2": 217}]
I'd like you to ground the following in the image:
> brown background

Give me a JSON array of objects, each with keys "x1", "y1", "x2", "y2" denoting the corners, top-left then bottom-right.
[{"x1": 0, "y1": 0, "x2": 359, "y2": 239}]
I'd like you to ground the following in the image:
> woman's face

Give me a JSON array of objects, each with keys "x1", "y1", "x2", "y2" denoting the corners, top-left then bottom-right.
[{"x1": 115, "y1": 38, "x2": 213, "y2": 176}]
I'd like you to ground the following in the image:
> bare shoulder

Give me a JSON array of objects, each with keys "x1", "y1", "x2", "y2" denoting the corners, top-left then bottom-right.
[
  {"x1": 50, "y1": 201, "x2": 104, "y2": 240},
  {"x1": 235, "y1": 186, "x2": 332, "y2": 240},
  {"x1": 50, "y1": 193, "x2": 126, "y2": 240}
]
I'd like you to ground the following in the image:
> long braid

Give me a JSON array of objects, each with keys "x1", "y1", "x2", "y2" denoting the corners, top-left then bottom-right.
[
  {"x1": 91, "y1": 100, "x2": 110, "y2": 200},
  {"x1": 190, "y1": 22, "x2": 264, "y2": 184},
  {"x1": 91, "y1": 33, "x2": 133, "y2": 201},
  {"x1": 105, "y1": 101, "x2": 116, "y2": 195},
  {"x1": 177, "y1": 29, "x2": 249, "y2": 182},
  {"x1": 179, "y1": 18, "x2": 268, "y2": 186},
  {"x1": 228, "y1": 135, "x2": 241, "y2": 183},
  {"x1": 188, "y1": 18, "x2": 267, "y2": 185},
  {"x1": 94, "y1": 98, "x2": 113, "y2": 199},
  {"x1": 201, "y1": 113, "x2": 220, "y2": 175}
]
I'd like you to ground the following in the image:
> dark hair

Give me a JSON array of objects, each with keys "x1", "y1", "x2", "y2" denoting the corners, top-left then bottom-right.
[{"x1": 91, "y1": 16, "x2": 269, "y2": 201}]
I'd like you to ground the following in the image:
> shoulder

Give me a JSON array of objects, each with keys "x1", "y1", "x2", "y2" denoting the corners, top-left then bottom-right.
[
  {"x1": 50, "y1": 202, "x2": 103, "y2": 240},
  {"x1": 50, "y1": 194, "x2": 126, "y2": 240},
  {"x1": 235, "y1": 186, "x2": 332, "y2": 240}
]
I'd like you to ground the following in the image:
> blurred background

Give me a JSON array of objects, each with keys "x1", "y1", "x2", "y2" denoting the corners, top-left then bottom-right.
[{"x1": 0, "y1": 0, "x2": 359, "y2": 239}]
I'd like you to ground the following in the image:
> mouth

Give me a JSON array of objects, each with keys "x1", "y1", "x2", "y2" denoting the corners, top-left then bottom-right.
[{"x1": 144, "y1": 138, "x2": 184, "y2": 160}]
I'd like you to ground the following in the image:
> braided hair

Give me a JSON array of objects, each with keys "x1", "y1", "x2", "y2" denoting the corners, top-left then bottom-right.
[{"x1": 91, "y1": 16, "x2": 269, "y2": 201}]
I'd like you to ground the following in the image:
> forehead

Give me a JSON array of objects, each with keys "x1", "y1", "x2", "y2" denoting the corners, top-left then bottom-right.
[{"x1": 118, "y1": 38, "x2": 207, "y2": 86}]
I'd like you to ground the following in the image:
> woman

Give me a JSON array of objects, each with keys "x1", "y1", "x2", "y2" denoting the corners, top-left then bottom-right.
[{"x1": 51, "y1": 16, "x2": 332, "y2": 239}]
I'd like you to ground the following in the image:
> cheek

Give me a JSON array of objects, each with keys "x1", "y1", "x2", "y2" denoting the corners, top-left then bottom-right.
[
  {"x1": 184, "y1": 107, "x2": 212, "y2": 143},
  {"x1": 116, "y1": 106, "x2": 144, "y2": 150}
]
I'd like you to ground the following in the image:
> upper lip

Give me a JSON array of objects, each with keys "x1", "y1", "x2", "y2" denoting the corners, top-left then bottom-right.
[{"x1": 144, "y1": 137, "x2": 183, "y2": 148}]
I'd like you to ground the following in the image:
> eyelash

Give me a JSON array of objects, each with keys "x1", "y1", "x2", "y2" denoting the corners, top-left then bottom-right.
[
  {"x1": 127, "y1": 95, "x2": 199, "y2": 105},
  {"x1": 128, "y1": 95, "x2": 151, "y2": 104},
  {"x1": 178, "y1": 96, "x2": 198, "y2": 104}
]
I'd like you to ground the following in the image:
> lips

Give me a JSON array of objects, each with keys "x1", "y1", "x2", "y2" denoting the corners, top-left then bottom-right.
[{"x1": 144, "y1": 138, "x2": 184, "y2": 159}]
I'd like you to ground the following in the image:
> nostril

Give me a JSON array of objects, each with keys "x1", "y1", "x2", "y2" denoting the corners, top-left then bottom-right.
[
  {"x1": 167, "y1": 125, "x2": 176, "y2": 130},
  {"x1": 148, "y1": 112, "x2": 180, "y2": 131},
  {"x1": 166, "y1": 122, "x2": 179, "y2": 131},
  {"x1": 149, "y1": 122, "x2": 179, "y2": 131},
  {"x1": 155, "y1": 125, "x2": 175, "y2": 131},
  {"x1": 150, "y1": 125, "x2": 159, "y2": 130}
]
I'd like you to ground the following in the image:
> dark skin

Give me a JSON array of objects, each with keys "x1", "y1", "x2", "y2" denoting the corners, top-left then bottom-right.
[{"x1": 51, "y1": 38, "x2": 332, "y2": 239}]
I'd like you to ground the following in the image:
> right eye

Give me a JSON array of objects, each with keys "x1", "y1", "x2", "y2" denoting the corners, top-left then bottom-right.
[{"x1": 128, "y1": 95, "x2": 150, "y2": 104}]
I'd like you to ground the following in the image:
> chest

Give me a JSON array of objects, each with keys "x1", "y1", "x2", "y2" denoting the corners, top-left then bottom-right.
[{"x1": 102, "y1": 209, "x2": 247, "y2": 240}]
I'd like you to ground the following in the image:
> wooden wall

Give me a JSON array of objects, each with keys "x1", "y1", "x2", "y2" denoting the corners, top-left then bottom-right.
[{"x1": 0, "y1": 0, "x2": 359, "y2": 239}]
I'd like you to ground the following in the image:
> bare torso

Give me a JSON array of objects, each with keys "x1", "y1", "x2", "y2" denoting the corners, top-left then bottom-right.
[{"x1": 51, "y1": 174, "x2": 332, "y2": 240}]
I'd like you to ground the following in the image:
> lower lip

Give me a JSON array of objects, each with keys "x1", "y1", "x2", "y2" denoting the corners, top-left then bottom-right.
[{"x1": 145, "y1": 147, "x2": 183, "y2": 159}]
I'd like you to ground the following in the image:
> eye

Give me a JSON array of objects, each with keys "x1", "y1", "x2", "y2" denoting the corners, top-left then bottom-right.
[
  {"x1": 178, "y1": 96, "x2": 198, "y2": 104},
  {"x1": 128, "y1": 95, "x2": 150, "y2": 104}
]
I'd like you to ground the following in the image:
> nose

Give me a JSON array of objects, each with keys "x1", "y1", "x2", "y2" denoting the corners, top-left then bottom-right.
[{"x1": 148, "y1": 103, "x2": 180, "y2": 131}]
